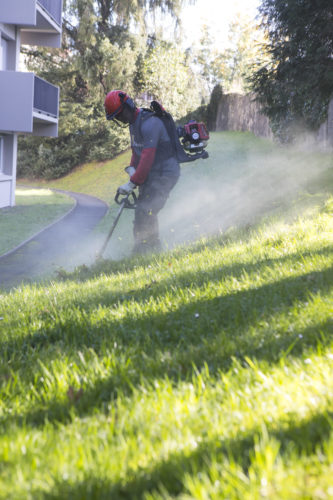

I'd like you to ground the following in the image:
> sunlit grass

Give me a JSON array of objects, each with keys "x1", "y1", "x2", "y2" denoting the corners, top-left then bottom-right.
[
  {"x1": 16, "y1": 188, "x2": 55, "y2": 197},
  {"x1": 0, "y1": 192, "x2": 332, "y2": 498}
]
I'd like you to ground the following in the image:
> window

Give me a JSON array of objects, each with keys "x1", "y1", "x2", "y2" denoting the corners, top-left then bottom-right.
[
  {"x1": 0, "y1": 136, "x2": 4, "y2": 174},
  {"x1": 0, "y1": 37, "x2": 8, "y2": 70}
]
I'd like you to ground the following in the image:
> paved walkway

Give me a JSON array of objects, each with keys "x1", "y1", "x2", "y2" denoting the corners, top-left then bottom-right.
[{"x1": 0, "y1": 191, "x2": 108, "y2": 290}]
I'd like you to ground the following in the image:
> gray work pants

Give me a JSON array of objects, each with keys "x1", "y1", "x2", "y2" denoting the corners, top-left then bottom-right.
[{"x1": 133, "y1": 174, "x2": 179, "y2": 254}]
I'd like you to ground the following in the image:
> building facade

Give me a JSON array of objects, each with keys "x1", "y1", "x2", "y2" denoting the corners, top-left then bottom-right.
[{"x1": 0, "y1": 0, "x2": 63, "y2": 208}]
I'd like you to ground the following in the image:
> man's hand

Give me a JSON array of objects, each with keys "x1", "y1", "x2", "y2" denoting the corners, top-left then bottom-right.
[
  {"x1": 124, "y1": 166, "x2": 136, "y2": 177},
  {"x1": 117, "y1": 181, "x2": 136, "y2": 195}
]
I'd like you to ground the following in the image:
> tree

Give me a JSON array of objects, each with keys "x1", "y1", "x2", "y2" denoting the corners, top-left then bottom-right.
[
  {"x1": 220, "y1": 14, "x2": 268, "y2": 94},
  {"x1": 18, "y1": 0, "x2": 197, "y2": 179},
  {"x1": 193, "y1": 25, "x2": 216, "y2": 94},
  {"x1": 249, "y1": 0, "x2": 333, "y2": 142},
  {"x1": 135, "y1": 40, "x2": 204, "y2": 119},
  {"x1": 193, "y1": 17, "x2": 267, "y2": 95}
]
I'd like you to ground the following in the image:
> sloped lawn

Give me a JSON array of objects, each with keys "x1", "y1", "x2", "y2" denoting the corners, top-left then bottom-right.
[{"x1": 1, "y1": 132, "x2": 331, "y2": 498}]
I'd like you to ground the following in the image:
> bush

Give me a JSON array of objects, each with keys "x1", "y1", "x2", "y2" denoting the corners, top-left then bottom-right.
[{"x1": 17, "y1": 120, "x2": 129, "y2": 180}]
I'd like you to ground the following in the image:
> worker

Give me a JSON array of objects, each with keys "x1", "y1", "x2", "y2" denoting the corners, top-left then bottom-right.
[{"x1": 104, "y1": 90, "x2": 180, "y2": 254}]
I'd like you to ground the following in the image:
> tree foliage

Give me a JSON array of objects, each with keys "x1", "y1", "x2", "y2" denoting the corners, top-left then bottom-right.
[
  {"x1": 134, "y1": 41, "x2": 204, "y2": 119},
  {"x1": 18, "y1": 0, "x2": 199, "y2": 179},
  {"x1": 249, "y1": 0, "x2": 333, "y2": 142},
  {"x1": 193, "y1": 17, "x2": 267, "y2": 95}
]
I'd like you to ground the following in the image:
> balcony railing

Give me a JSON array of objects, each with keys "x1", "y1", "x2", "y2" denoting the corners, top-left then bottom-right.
[
  {"x1": 0, "y1": 71, "x2": 59, "y2": 136},
  {"x1": 34, "y1": 76, "x2": 59, "y2": 118},
  {"x1": 37, "y1": 0, "x2": 62, "y2": 26}
]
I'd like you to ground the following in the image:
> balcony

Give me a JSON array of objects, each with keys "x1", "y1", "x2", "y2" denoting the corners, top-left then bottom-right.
[
  {"x1": 34, "y1": 76, "x2": 59, "y2": 118},
  {"x1": 0, "y1": 0, "x2": 63, "y2": 48},
  {"x1": 37, "y1": 0, "x2": 62, "y2": 26},
  {"x1": 0, "y1": 71, "x2": 59, "y2": 137}
]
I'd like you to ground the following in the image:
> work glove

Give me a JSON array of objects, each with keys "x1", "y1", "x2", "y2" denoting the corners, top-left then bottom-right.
[
  {"x1": 124, "y1": 166, "x2": 136, "y2": 177},
  {"x1": 117, "y1": 181, "x2": 136, "y2": 195}
]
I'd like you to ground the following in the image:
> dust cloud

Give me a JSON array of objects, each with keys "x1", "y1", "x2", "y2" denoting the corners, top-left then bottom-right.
[
  {"x1": 66, "y1": 134, "x2": 332, "y2": 264},
  {"x1": 158, "y1": 137, "x2": 331, "y2": 250}
]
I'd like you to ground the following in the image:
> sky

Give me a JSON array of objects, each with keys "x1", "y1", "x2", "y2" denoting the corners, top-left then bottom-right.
[{"x1": 179, "y1": 0, "x2": 261, "y2": 48}]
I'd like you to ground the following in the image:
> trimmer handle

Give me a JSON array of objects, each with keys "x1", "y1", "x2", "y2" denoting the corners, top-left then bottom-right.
[{"x1": 115, "y1": 190, "x2": 137, "y2": 208}]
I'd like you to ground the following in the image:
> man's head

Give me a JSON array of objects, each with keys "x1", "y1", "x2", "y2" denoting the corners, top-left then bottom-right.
[{"x1": 104, "y1": 90, "x2": 136, "y2": 125}]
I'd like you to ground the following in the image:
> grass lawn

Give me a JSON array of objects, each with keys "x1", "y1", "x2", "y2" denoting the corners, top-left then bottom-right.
[
  {"x1": 17, "y1": 150, "x2": 132, "y2": 204},
  {"x1": 0, "y1": 188, "x2": 74, "y2": 256},
  {"x1": 1, "y1": 132, "x2": 332, "y2": 498}
]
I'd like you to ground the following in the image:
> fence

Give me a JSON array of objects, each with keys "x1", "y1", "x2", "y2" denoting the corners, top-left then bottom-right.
[{"x1": 212, "y1": 93, "x2": 333, "y2": 150}]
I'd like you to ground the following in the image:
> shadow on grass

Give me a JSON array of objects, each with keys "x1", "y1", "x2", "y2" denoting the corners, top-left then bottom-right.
[
  {"x1": 10, "y1": 317, "x2": 332, "y2": 430},
  {"x1": 37, "y1": 409, "x2": 333, "y2": 499},
  {"x1": 1, "y1": 263, "x2": 332, "y2": 429},
  {"x1": 1, "y1": 244, "x2": 332, "y2": 356},
  {"x1": 4, "y1": 244, "x2": 331, "y2": 331}
]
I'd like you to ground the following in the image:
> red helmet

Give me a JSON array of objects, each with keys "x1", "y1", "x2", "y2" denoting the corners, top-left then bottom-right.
[{"x1": 104, "y1": 90, "x2": 135, "y2": 121}]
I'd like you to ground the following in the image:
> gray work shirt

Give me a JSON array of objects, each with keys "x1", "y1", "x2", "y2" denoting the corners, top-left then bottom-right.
[{"x1": 130, "y1": 109, "x2": 180, "y2": 178}]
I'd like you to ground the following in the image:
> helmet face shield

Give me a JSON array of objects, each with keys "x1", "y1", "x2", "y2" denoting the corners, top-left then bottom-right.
[
  {"x1": 106, "y1": 107, "x2": 122, "y2": 121},
  {"x1": 111, "y1": 113, "x2": 130, "y2": 128},
  {"x1": 104, "y1": 90, "x2": 135, "y2": 123}
]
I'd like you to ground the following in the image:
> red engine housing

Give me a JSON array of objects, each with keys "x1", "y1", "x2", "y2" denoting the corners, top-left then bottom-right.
[{"x1": 184, "y1": 121, "x2": 210, "y2": 141}]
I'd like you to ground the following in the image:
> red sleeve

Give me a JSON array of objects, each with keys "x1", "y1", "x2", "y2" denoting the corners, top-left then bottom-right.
[
  {"x1": 130, "y1": 147, "x2": 156, "y2": 185},
  {"x1": 130, "y1": 149, "x2": 140, "y2": 168}
]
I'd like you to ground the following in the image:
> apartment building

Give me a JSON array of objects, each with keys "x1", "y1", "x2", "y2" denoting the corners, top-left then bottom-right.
[{"x1": 0, "y1": 0, "x2": 63, "y2": 208}]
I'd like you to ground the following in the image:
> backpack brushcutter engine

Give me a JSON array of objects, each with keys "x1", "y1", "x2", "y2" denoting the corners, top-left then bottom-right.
[
  {"x1": 147, "y1": 101, "x2": 209, "y2": 162},
  {"x1": 177, "y1": 121, "x2": 209, "y2": 155}
]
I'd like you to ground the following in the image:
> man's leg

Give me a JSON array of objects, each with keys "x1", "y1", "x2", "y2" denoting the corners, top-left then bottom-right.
[{"x1": 133, "y1": 175, "x2": 178, "y2": 254}]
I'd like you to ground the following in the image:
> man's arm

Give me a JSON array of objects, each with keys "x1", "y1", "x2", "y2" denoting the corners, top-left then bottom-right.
[
  {"x1": 130, "y1": 149, "x2": 140, "y2": 168},
  {"x1": 130, "y1": 148, "x2": 156, "y2": 185},
  {"x1": 130, "y1": 117, "x2": 162, "y2": 185}
]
